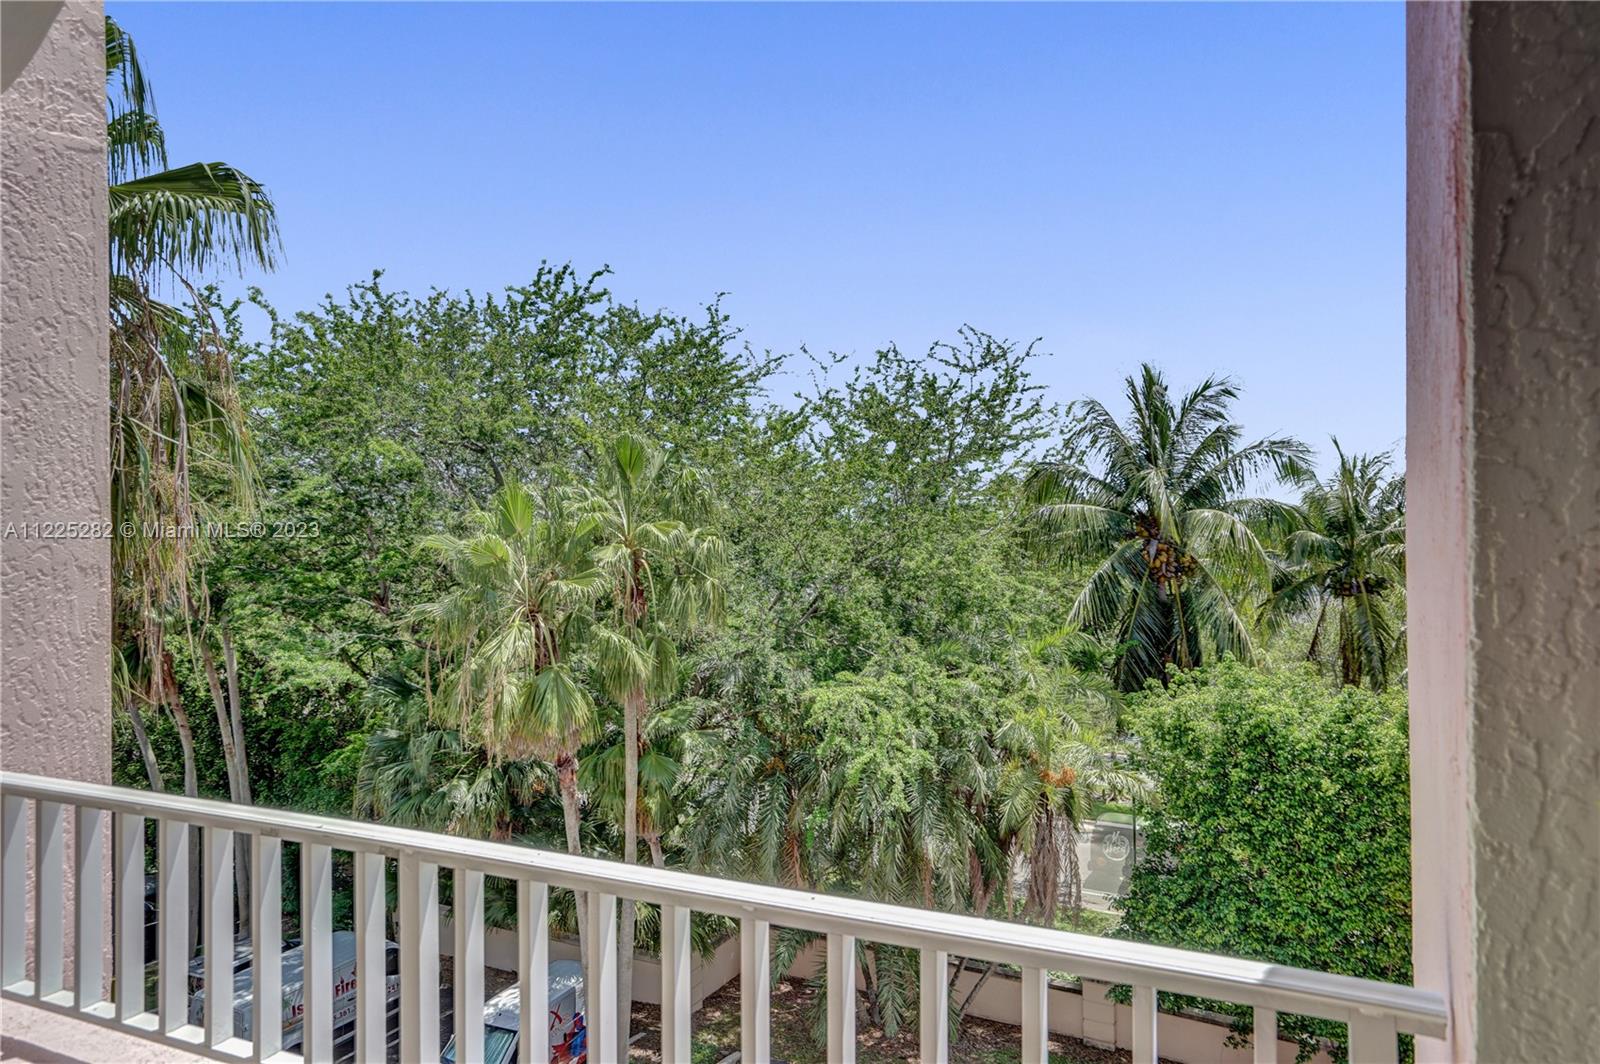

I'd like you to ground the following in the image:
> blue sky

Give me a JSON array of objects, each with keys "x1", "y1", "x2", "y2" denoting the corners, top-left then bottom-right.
[{"x1": 111, "y1": 1, "x2": 1405, "y2": 470}]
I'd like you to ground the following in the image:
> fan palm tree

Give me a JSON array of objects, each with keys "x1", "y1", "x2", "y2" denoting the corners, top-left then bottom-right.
[
  {"x1": 413, "y1": 482, "x2": 605, "y2": 970},
  {"x1": 581, "y1": 434, "x2": 725, "y2": 1050},
  {"x1": 1264, "y1": 442, "x2": 1406, "y2": 690},
  {"x1": 1024, "y1": 365, "x2": 1312, "y2": 691},
  {"x1": 355, "y1": 670, "x2": 548, "y2": 841},
  {"x1": 105, "y1": 16, "x2": 276, "y2": 799}
]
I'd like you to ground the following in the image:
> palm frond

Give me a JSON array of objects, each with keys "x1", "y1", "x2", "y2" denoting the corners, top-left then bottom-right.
[{"x1": 111, "y1": 161, "x2": 279, "y2": 276}]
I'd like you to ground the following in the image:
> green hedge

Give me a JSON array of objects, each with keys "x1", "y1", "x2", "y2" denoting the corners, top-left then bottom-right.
[{"x1": 1114, "y1": 662, "x2": 1411, "y2": 1061}]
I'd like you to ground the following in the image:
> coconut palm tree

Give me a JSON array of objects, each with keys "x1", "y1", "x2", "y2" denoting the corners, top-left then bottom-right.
[
  {"x1": 105, "y1": 15, "x2": 276, "y2": 804},
  {"x1": 1264, "y1": 442, "x2": 1406, "y2": 690},
  {"x1": 581, "y1": 434, "x2": 725, "y2": 1050},
  {"x1": 1024, "y1": 365, "x2": 1312, "y2": 691},
  {"x1": 413, "y1": 482, "x2": 605, "y2": 970}
]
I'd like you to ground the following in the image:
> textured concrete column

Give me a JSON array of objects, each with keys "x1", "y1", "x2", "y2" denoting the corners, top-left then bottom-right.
[
  {"x1": 1, "y1": 0, "x2": 110, "y2": 776},
  {"x1": 1406, "y1": 4, "x2": 1600, "y2": 1061},
  {"x1": 0, "y1": 0, "x2": 110, "y2": 991}
]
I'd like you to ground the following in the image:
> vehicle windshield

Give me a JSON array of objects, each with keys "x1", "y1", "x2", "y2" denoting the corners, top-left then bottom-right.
[{"x1": 441, "y1": 1026, "x2": 517, "y2": 1064}]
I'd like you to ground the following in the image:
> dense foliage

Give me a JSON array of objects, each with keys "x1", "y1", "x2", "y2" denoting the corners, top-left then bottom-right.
[
  {"x1": 1115, "y1": 661, "x2": 1412, "y2": 1058},
  {"x1": 108, "y1": 22, "x2": 1417, "y2": 1055}
]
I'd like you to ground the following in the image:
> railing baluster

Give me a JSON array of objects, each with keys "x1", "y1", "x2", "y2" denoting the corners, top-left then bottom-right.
[
  {"x1": 1349, "y1": 1012, "x2": 1399, "y2": 1064},
  {"x1": 113, "y1": 812, "x2": 144, "y2": 1020},
  {"x1": 157, "y1": 817, "x2": 188, "y2": 1032},
  {"x1": 203, "y1": 825, "x2": 234, "y2": 1045},
  {"x1": 919, "y1": 948, "x2": 949, "y2": 1064},
  {"x1": 0, "y1": 775, "x2": 1451, "y2": 1064},
  {"x1": 1254, "y1": 1005, "x2": 1278, "y2": 1064},
  {"x1": 826, "y1": 932, "x2": 856, "y2": 1063},
  {"x1": 587, "y1": 892, "x2": 619, "y2": 1064},
  {"x1": 660, "y1": 903, "x2": 691, "y2": 1064},
  {"x1": 1132, "y1": 984, "x2": 1158, "y2": 1064},
  {"x1": 354, "y1": 851, "x2": 386, "y2": 1064},
  {"x1": 739, "y1": 917, "x2": 770, "y2": 1064},
  {"x1": 73, "y1": 805, "x2": 106, "y2": 1010},
  {"x1": 399, "y1": 855, "x2": 440, "y2": 1064},
  {"x1": 251, "y1": 835, "x2": 282, "y2": 1062},
  {"x1": 1021, "y1": 966, "x2": 1047, "y2": 1063},
  {"x1": 302, "y1": 842, "x2": 334, "y2": 1062},
  {"x1": 517, "y1": 881, "x2": 549, "y2": 1064},
  {"x1": 1, "y1": 795, "x2": 24, "y2": 989},
  {"x1": 34, "y1": 800, "x2": 65, "y2": 999},
  {"x1": 453, "y1": 868, "x2": 486, "y2": 1064}
]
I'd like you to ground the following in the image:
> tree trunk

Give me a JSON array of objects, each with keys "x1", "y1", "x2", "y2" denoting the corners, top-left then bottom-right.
[
  {"x1": 1024, "y1": 807, "x2": 1060, "y2": 927},
  {"x1": 782, "y1": 820, "x2": 807, "y2": 889},
  {"x1": 864, "y1": 950, "x2": 882, "y2": 1027},
  {"x1": 617, "y1": 688, "x2": 644, "y2": 1052},
  {"x1": 193, "y1": 613, "x2": 251, "y2": 924},
  {"x1": 1338, "y1": 601, "x2": 1362, "y2": 687},
  {"x1": 1064, "y1": 819, "x2": 1083, "y2": 915},
  {"x1": 167, "y1": 696, "x2": 199, "y2": 800},
  {"x1": 952, "y1": 958, "x2": 996, "y2": 1033},
  {"x1": 221, "y1": 625, "x2": 251, "y2": 802},
  {"x1": 165, "y1": 687, "x2": 202, "y2": 962},
  {"x1": 556, "y1": 757, "x2": 588, "y2": 992},
  {"x1": 1306, "y1": 596, "x2": 1329, "y2": 662},
  {"x1": 968, "y1": 849, "x2": 996, "y2": 918},
  {"x1": 220, "y1": 624, "x2": 252, "y2": 927},
  {"x1": 124, "y1": 693, "x2": 164, "y2": 792},
  {"x1": 193, "y1": 613, "x2": 244, "y2": 802}
]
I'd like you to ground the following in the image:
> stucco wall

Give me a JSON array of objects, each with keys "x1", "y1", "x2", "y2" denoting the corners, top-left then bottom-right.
[
  {"x1": 0, "y1": 0, "x2": 110, "y2": 994},
  {"x1": 0, "y1": 0, "x2": 111, "y2": 778},
  {"x1": 1408, "y1": 3, "x2": 1600, "y2": 1060},
  {"x1": 1464, "y1": 4, "x2": 1600, "y2": 1059}
]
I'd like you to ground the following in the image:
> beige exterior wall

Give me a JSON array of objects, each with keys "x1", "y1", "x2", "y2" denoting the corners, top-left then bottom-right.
[
  {"x1": 1, "y1": 0, "x2": 111, "y2": 997},
  {"x1": 1407, "y1": 3, "x2": 1600, "y2": 1061},
  {"x1": 0, "y1": 0, "x2": 111, "y2": 781}
]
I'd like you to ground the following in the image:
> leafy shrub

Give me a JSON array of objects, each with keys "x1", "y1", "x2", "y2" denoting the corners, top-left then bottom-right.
[{"x1": 1114, "y1": 661, "x2": 1411, "y2": 1060}]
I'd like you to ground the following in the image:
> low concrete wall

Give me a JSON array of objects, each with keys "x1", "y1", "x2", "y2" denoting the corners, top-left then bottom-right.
[
  {"x1": 440, "y1": 920, "x2": 741, "y2": 1013},
  {"x1": 725, "y1": 937, "x2": 1322, "y2": 1064},
  {"x1": 442, "y1": 919, "x2": 1323, "y2": 1064}
]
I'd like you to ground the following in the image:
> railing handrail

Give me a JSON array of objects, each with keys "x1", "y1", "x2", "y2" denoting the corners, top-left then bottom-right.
[{"x1": 0, "y1": 770, "x2": 1447, "y2": 1038}]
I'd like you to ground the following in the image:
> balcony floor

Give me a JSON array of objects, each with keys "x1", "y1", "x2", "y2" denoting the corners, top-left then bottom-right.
[{"x1": 0, "y1": 1001, "x2": 206, "y2": 1064}]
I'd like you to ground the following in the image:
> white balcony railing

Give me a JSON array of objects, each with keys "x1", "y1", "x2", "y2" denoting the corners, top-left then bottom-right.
[{"x1": 0, "y1": 771, "x2": 1446, "y2": 1064}]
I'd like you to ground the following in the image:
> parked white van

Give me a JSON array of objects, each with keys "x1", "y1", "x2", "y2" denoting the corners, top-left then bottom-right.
[
  {"x1": 440, "y1": 959, "x2": 586, "y2": 1064},
  {"x1": 187, "y1": 931, "x2": 401, "y2": 1054}
]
